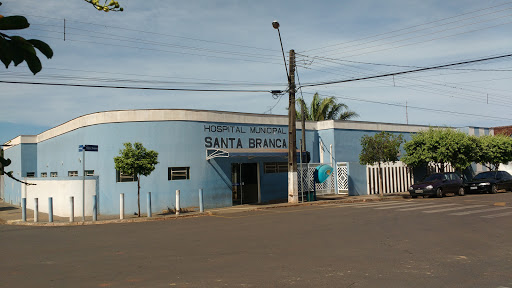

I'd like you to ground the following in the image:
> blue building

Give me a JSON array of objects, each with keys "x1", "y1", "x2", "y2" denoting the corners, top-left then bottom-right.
[{"x1": 0, "y1": 109, "x2": 493, "y2": 216}]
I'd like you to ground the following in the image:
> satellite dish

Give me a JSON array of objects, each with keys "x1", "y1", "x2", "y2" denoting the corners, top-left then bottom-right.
[{"x1": 314, "y1": 164, "x2": 333, "y2": 183}]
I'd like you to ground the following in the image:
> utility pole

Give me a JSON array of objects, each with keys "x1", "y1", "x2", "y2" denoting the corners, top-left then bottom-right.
[{"x1": 288, "y1": 49, "x2": 298, "y2": 203}]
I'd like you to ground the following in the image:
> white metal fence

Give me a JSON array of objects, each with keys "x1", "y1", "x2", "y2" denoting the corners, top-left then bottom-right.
[
  {"x1": 366, "y1": 161, "x2": 414, "y2": 195},
  {"x1": 298, "y1": 162, "x2": 348, "y2": 196}
]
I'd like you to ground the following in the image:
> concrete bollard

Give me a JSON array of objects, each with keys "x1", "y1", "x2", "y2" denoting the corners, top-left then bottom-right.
[
  {"x1": 147, "y1": 192, "x2": 152, "y2": 218},
  {"x1": 120, "y1": 193, "x2": 124, "y2": 220},
  {"x1": 70, "y1": 196, "x2": 74, "y2": 222},
  {"x1": 199, "y1": 188, "x2": 204, "y2": 213},
  {"x1": 21, "y1": 198, "x2": 26, "y2": 222},
  {"x1": 48, "y1": 197, "x2": 53, "y2": 223},
  {"x1": 34, "y1": 198, "x2": 38, "y2": 223},
  {"x1": 92, "y1": 195, "x2": 97, "y2": 221},
  {"x1": 176, "y1": 189, "x2": 180, "y2": 215}
]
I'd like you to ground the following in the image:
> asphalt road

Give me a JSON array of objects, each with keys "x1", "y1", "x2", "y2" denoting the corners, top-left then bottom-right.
[{"x1": 1, "y1": 192, "x2": 511, "y2": 288}]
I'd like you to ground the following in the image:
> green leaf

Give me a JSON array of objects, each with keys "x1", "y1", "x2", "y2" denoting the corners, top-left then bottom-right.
[
  {"x1": 11, "y1": 36, "x2": 36, "y2": 55},
  {"x1": 28, "y1": 39, "x2": 53, "y2": 59},
  {"x1": 11, "y1": 45, "x2": 24, "y2": 66},
  {"x1": 0, "y1": 36, "x2": 12, "y2": 68},
  {"x1": 24, "y1": 51, "x2": 42, "y2": 74},
  {"x1": 0, "y1": 16, "x2": 30, "y2": 30}
]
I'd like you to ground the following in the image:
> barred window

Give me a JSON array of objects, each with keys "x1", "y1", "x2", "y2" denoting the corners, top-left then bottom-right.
[
  {"x1": 41, "y1": 172, "x2": 47, "y2": 178},
  {"x1": 68, "y1": 171, "x2": 79, "y2": 177},
  {"x1": 264, "y1": 162, "x2": 288, "y2": 174},
  {"x1": 26, "y1": 172, "x2": 35, "y2": 177},
  {"x1": 168, "y1": 167, "x2": 190, "y2": 180},
  {"x1": 116, "y1": 170, "x2": 137, "y2": 182},
  {"x1": 50, "y1": 172, "x2": 58, "y2": 177},
  {"x1": 85, "y1": 170, "x2": 94, "y2": 176}
]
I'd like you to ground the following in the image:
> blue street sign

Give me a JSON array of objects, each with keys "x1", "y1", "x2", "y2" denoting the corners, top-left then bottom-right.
[{"x1": 79, "y1": 145, "x2": 98, "y2": 152}]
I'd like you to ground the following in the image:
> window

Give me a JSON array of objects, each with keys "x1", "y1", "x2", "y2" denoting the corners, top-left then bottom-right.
[
  {"x1": 116, "y1": 170, "x2": 137, "y2": 182},
  {"x1": 50, "y1": 172, "x2": 58, "y2": 177},
  {"x1": 85, "y1": 170, "x2": 94, "y2": 176},
  {"x1": 168, "y1": 167, "x2": 190, "y2": 180},
  {"x1": 26, "y1": 172, "x2": 35, "y2": 177},
  {"x1": 41, "y1": 172, "x2": 47, "y2": 178},
  {"x1": 264, "y1": 162, "x2": 288, "y2": 174},
  {"x1": 68, "y1": 171, "x2": 78, "y2": 177}
]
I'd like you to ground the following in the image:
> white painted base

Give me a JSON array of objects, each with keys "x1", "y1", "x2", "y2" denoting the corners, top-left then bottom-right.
[{"x1": 288, "y1": 171, "x2": 299, "y2": 203}]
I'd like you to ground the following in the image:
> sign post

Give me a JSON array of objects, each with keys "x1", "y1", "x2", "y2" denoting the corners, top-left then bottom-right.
[{"x1": 79, "y1": 145, "x2": 98, "y2": 222}]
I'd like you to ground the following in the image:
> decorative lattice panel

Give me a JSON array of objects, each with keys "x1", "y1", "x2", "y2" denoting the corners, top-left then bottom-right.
[
  {"x1": 337, "y1": 163, "x2": 348, "y2": 194},
  {"x1": 297, "y1": 163, "x2": 338, "y2": 196}
]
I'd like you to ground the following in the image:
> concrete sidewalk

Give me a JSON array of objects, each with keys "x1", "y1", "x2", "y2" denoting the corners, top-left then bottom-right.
[{"x1": 0, "y1": 192, "x2": 409, "y2": 226}]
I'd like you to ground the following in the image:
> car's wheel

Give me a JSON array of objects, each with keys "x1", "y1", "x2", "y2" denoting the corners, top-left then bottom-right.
[
  {"x1": 457, "y1": 187, "x2": 465, "y2": 196},
  {"x1": 491, "y1": 184, "x2": 498, "y2": 194},
  {"x1": 436, "y1": 188, "x2": 443, "y2": 198},
  {"x1": 411, "y1": 195, "x2": 418, "y2": 199}
]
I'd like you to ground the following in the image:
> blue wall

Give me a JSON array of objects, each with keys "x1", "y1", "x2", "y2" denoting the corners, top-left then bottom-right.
[
  {"x1": 5, "y1": 115, "x2": 488, "y2": 214},
  {"x1": 30, "y1": 120, "x2": 302, "y2": 215}
]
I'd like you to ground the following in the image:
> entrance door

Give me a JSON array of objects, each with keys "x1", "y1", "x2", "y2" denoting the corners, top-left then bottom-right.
[{"x1": 232, "y1": 163, "x2": 258, "y2": 205}]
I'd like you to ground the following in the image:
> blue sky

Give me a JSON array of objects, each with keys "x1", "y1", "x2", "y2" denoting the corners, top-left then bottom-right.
[{"x1": 2, "y1": 0, "x2": 512, "y2": 144}]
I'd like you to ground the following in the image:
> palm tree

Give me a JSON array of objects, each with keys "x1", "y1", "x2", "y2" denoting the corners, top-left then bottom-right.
[{"x1": 296, "y1": 93, "x2": 358, "y2": 121}]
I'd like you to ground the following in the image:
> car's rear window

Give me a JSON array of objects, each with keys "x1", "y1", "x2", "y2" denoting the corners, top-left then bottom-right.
[
  {"x1": 424, "y1": 174, "x2": 443, "y2": 181},
  {"x1": 474, "y1": 171, "x2": 496, "y2": 180}
]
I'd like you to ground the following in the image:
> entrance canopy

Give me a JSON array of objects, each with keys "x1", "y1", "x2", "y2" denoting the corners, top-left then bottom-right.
[{"x1": 206, "y1": 148, "x2": 309, "y2": 161}]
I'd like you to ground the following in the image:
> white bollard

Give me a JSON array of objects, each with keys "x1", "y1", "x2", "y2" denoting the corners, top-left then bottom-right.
[
  {"x1": 176, "y1": 189, "x2": 180, "y2": 215},
  {"x1": 120, "y1": 193, "x2": 124, "y2": 220},
  {"x1": 34, "y1": 198, "x2": 39, "y2": 223},
  {"x1": 70, "y1": 196, "x2": 74, "y2": 222}
]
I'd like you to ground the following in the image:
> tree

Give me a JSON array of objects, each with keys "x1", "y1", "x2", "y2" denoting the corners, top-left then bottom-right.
[
  {"x1": 402, "y1": 127, "x2": 477, "y2": 174},
  {"x1": 359, "y1": 131, "x2": 404, "y2": 196},
  {"x1": 84, "y1": 0, "x2": 124, "y2": 12},
  {"x1": 114, "y1": 143, "x2": 159, "y2": 217},
  {"x1": 296, "y1": 93, "x2": 358, "y2": 121},
  {"x1": 474, "y1": 134, "x2": 512, "y2": 171},
  {"x1": 0, "y1": 2, "x2": 53, "y2": 75}
]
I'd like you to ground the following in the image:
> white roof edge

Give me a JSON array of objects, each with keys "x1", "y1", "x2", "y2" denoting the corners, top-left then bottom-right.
[
  {"x1": 3, "y1": 135, "x2": 38, "y2": 150},
  {"x1": 4, "y1": 109, "x2": 470, "y2": 146}
]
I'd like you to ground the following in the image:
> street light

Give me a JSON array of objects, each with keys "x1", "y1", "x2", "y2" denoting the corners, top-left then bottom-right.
[
  {"x1": 272, "y1": 21, "x2": 289, "y2": 82},
  {"x1": 272, "y1": 20, "x2": 298, "y2": 203}
]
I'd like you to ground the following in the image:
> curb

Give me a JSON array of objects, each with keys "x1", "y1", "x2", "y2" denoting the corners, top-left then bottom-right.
[
  {"x1": 6, "y1": 212, "x2": 210, "y2": 226},
  {"x1": 3, "y1": 193, "x2": 409, "y2": 227}
]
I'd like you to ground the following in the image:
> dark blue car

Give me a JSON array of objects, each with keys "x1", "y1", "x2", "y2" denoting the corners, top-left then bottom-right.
[
  {"x1": 465, "y1": 171, "x2": 512, "y2": 194},
  {"x1": 408, "y1": 172, "x2": 465, "y2": 198}
]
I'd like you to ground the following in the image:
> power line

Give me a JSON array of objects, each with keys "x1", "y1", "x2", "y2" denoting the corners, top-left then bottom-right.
[
  {"x1": 0, "y1": 80, "x2": 274, "y2": 93},
  {"x1": 299, "y1": 53, "x2": 512, "y2": 88},
  {"x1": 0, "y1": 71, "x2": 286, "y2": 87},
  {"x1": 306, "y1": 92, "x2": 512, "y2": 122},
  {"x1": 24, "y1": 14, "x2": 280, "y2": 53},
  {"x1": 17, "y1": 32, "x2": 284, "y2": 66},
  {"x1": 296, "y1": 53, "x2": 512, "y2": 72},
  {"x1": 300, "y1": 1, "x2": 512, "y2": 53},
  {"x1": 323, "y1": 19, "x2": 512, "y2": 59}
]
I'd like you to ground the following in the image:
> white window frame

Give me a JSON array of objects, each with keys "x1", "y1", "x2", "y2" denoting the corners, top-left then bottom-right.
[{"x1": 168, "y1": 167, "x2": 190, "y2": 181}]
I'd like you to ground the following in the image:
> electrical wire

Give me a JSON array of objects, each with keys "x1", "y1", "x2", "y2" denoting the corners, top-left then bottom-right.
[
  {"x1": 300, "y1": 1, "x2": 512, "y2": 53},
  {"x1": 0, "y1": 80, "x2": 274, "y2": 92},
  {"x1": 299, "y1": 53, "x2": 512, "y2": 88},
  {"x1": 23, "y1": 14, "x2": 280, "y2": 53},
  {"x1": 303, "y1": 91, "x2": 512, "y2": 122}
]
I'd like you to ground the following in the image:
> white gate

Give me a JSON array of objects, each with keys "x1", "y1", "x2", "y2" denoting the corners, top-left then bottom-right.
[
  {"x1": 366, "y1": 161, "x2": 413, "y2": 195},
  {"x1": 298, "y1": 162, "x2": 348, "y2": 196},
  {"x1": 337, "y1": 162, "x2": 348, "y2": 194}
]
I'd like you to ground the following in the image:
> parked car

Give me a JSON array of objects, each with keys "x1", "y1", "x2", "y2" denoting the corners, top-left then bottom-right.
[
  {"x1": 408, "y1": 172, "x2": 465, "y2": 198},
  {"x1": 465, "y1": 171, "x2": 512, "y2": 194}
]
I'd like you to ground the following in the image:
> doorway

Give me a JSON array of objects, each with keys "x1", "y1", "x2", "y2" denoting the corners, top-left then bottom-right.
[{"x1": 231, "y1": 163, "x2": 259, "y2": 205}]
